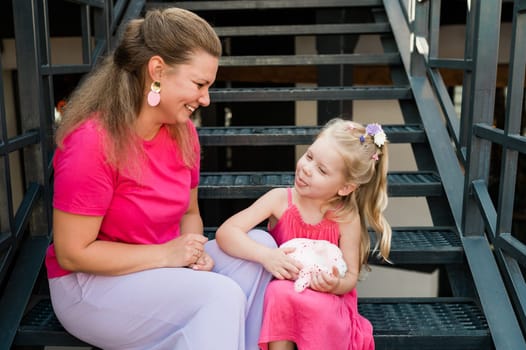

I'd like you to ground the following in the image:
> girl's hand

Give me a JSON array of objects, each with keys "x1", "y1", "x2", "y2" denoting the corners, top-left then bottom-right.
[
  {"x1": 262, "y1": 246, "x2": 303, "y2": 280},
  {"x1": 162, "y1": 233, "x2": 208, "y2": 268},
  {"x1": 189, "y1": 251, "x2": 214, "y2": 271},
  {"x1": 310, "y1": 266, "x2": 341, "y2": 293}
]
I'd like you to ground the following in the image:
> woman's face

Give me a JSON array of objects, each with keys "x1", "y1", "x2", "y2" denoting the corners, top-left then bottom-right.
[{"x1": 157, "y1": 50, "x2": 219, "y2": 124}]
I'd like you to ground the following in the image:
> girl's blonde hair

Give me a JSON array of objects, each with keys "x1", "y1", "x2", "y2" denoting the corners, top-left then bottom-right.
[
  {"x1": 320, "y1": 118, "x2": 391, "y2": 268},
  {"x1": 55, "y1": 7, "x2": 222, "y2": 170}
]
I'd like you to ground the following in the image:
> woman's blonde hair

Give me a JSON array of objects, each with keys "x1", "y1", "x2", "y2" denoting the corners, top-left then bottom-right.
[
  {"x1": 55, "y1": 7, "x2": 222, "y2": 170},
  {"x1": 320, "y1": 118, "x2": 392, "y2": 268}
]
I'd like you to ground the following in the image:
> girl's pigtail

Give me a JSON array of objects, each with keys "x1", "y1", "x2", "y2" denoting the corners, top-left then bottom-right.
[{"x1": 358, "y1": 149, "x2": 391, "y2": 263}]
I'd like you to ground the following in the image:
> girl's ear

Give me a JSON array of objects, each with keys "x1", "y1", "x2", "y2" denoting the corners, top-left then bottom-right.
[
  {"x1": 147, "y1": 55, "x2": 165, "y2": 81},
  {"x1": 338, "y1": 183, "x2": 357, "y2": 197}
]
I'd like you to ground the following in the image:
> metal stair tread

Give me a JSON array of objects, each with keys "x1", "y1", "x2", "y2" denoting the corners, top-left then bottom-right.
[
  {"x1": 198, "y1": 124, "x2": 426, "y2": 145},
  {"x1": 148, "y1": 0, "x2": 383, "y2": 11},
  {"x1": 219, "y1": 53, "x2": 401, "y2": 67},
  {"x1": 359, "y1": 297, "x2": 488, "y2": 334},
  {"x1": 209, "y1": 86, "x2": 412, "y2": 102},
  {"x1": 212, "y1": 23, "x2": 392, "y2": 37},
  {"x1": 15, "y1": 296, "x2": 488, "y2": 348},
  {"x1": 203, "y1": 226, "x2": 464, "y2": 265},
  {"x1": 370, "y1": 226, "x2": 463, "y2": 264},
  {"x1": 199, "y1": 171, "x2": 442, "y2": 198}
]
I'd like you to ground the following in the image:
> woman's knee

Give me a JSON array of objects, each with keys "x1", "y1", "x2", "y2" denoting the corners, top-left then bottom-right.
[
  {"x1": 247, "y1": 229, "x2": 277, "y2": 249},
  {"x1": 214, "y1": 273, "x2": 247, "y2": 305}
]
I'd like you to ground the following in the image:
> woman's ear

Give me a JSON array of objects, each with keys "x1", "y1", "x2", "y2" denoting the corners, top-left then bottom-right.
[
  {"x1": 338, "y1": 183, "x2": 357, "y2": 197},
  {"x1": 147, "y1": 55, "x2": 165, "y2": 82}
]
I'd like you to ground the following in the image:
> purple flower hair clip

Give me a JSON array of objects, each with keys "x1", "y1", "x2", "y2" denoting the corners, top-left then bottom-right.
[
  {"x1": 364, "y1": 123, "x2": 387, "y2": 148},
  {"x1": 358, "y1": 123, "x2": 386, "y2": 161}
]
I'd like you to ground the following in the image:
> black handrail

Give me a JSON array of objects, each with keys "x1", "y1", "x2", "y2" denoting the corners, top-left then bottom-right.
[
  {"x1": 385, "y1": 0, "x2": 526, "y2": 347},
  {"x1": 0, "y1": 0, "x2": 145, "y2": 347}
]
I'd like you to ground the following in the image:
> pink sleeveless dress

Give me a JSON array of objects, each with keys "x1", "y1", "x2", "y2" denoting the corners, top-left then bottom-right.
[{"x1": 258, "y1": 188, "x2": 374, "y2": 350}]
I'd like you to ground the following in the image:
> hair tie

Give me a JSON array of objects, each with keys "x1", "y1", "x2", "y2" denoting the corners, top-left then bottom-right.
[{"x1": 344, "y1": 121, "x2": 355, "y2": 131}]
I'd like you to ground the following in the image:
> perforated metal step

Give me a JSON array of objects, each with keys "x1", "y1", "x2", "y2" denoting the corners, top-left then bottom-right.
[
  {"x1": 209, "y1": 86, "x2": 412, "y2": 102},
  {"x1": 199, "y1": 171, "x2": 442, "y2": 198},
  {"x1": 212, "y1": 22, "x2": 391, "y2": 37},
  {"x1": 204, "y1": 226, "x2": 463, "y2": 265},
  {"x1": 15, "y1": 298, "x2": 88, "y2": 347},
  {"x1": 148, "y1": 0, "x2": 383, "y2": 11},
  {"x1": 382, "y1": 227, "x2": 463, "y2": 264},
  {"x1": 219, "y1": 53, "x2": 401, "y2": 67},
  {"x1": 360, "y1": 298, "x2": 491, "y2": 349},
  {"x1": 198, "y1": 124, "x2": 426, "y2": 146},
  {"x1": 15, "y1": 297, "x2": 490, "y2": 349}
]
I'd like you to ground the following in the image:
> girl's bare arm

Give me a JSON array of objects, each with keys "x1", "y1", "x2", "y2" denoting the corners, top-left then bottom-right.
[{"x1": 216, "y1": 188, "x2": 301, "y2": 278}]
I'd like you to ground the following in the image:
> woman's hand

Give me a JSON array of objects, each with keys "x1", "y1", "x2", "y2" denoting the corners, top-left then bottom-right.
[
  {"x1": 162, "y1": 233, "x2": 208, "y2": 268},
  {"x1": 309, "y1": 266, "x2": 341, "y2": 293},
  {"x1": 189, "y1": 251, "x2": 214, "y2": 271},
  {"x1": 262, "y1": 246, "x2": 303, "y2": 280}
]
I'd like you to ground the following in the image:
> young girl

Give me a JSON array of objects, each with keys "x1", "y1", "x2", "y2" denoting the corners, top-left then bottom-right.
[{"x1": 216, "y1": 118, "x2": 392, "y2": 350}]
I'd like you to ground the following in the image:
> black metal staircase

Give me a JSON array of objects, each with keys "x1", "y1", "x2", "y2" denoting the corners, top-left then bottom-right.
[{"x1": 2, "y1": 0, "x2": 526, "y2": 349}]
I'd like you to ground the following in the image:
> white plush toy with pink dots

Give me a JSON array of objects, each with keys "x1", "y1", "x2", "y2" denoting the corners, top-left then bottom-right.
[{"x1": 280, "y1": 238, "x2": 348, "y2": 292}]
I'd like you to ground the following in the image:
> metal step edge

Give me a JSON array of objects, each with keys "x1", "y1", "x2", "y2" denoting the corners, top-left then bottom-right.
[
  {"x1": 209, "y1": 86, "x2": 412, "y2": 102},
  {"x1": 147, "y1": 0, "x2": 384, "y2": 11},
  {"x1": 198, "y1": 124, "x2": 426, "y2": 146},
  {"x1": 212, "y1": 23, "x2": 392, "y2": 37},
  {"x1": 219, "y1": 53, "x2": 400, "y2": 67},
  {"x1": 199, "y1": 171, "x2": 443, "y2": 198}
]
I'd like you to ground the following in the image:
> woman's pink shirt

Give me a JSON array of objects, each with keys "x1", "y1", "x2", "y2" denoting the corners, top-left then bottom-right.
[{"x1": 45, "y1": 118, "x2": 200, "y2": 278}]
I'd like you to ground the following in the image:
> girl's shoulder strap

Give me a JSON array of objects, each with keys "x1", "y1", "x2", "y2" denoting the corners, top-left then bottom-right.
[{"x1": 287, "y1": 187, "x2": 293, "y2": 206}]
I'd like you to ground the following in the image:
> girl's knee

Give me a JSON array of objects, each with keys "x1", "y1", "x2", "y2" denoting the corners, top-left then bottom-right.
[{"x1": 247, "y1": 229, "x2": 277, "y2": 249}]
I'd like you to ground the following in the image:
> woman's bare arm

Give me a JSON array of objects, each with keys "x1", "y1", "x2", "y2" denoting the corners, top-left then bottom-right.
[{"x1": 53, "y1": 208, "x2": 207, "y2": 276}]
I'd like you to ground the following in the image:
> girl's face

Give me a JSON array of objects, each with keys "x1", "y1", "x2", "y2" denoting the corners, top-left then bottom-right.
[
  {"x1": 295, "y1": 135, "x2": 350, "y2": 201},
  {"x1": 157, "y1": 50, "x2": 218, "y2": 124}
]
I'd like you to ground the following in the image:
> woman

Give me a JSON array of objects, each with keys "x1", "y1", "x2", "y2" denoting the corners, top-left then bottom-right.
[{"x1": 46, "y1": 7, "x2": 274, "y2": 350}]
